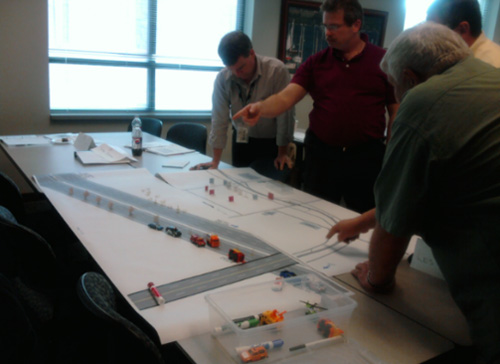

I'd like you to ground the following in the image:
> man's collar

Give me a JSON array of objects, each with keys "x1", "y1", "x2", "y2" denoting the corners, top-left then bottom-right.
[{"x1": 331, "y1": 33, "x2": 368, "y2": 60}]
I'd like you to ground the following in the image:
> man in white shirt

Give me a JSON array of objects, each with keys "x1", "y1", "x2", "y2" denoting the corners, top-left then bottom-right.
[
  {"x1": 427, "y1": 0, "x2": 500, "y2": 67},
  {"x1": 191, "y1": 31, "x2": 295, "y2": 177}
]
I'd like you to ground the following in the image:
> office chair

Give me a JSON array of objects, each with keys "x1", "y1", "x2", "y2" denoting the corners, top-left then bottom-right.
[
  {"x1": 0, "y1": 272, "x2": 48, "y2": 364},
  {"x1": 0, "y1": 211, "x2": 61, "y2": 323},
  {"x1": 166, "y1": 122, "x2": 207, "y2": 154},
  {"x1": 0, "y1": 172, "x2": 26, "y2": 224},
  {"x1": 77, "y1": 272, "x2": 165, "y2": 364},
  {"x1": 127, "y1": 117, "x2": 163, "y2": 137}
]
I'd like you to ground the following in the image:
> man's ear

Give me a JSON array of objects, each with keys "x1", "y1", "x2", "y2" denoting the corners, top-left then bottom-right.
[
  {"x1": 402, "y1": 69, "x2": 421, "y2": 88},
  {"x1": 455, "y1": 21, "x2": 471, "y2": 36},
  {"x1": 352, "y1": 18, "x2": 362, "y2": 33}
]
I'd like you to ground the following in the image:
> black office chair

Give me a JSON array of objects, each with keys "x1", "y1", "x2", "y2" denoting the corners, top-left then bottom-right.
[
  {"x1": 127, "y1": 117, "x2": 163, "y2": 137},
  {"x1": 0, "y1": 272, "x2": 47, "y2": 364},
  {"x1": 0, "y1": 210, "x2": 61, "y2": 322},
  {"x1": 166, "y1": 122, "x2": 207, "y2": 154},
  {"x1": 77, "y1": 272, "x2": 165, "y2": 364},
  {"x1": 0, "y1": 172, "x2": 26, "y2": 224}
]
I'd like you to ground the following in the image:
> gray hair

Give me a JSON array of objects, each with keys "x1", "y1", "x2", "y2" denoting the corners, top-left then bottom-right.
[{"x1": 380, "y1": 22, "x2": 471, "y2": 85}]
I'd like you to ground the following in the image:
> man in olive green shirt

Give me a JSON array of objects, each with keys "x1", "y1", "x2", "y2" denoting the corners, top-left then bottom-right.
[{"x1": 328, "y1": 22, "x2": 500, "y2": 363}]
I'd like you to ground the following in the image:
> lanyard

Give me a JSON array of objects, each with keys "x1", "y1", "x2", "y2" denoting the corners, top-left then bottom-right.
[{"x1": 237, "y1": 81, "x2": 256, "y2": 106}]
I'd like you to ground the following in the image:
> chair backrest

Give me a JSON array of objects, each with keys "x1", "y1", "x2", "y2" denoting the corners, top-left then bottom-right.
[
  {"x1": 0, "y1": 210, "x2": 62, "y2": 333},
  {"x1": 77, "y1": 272, "x2": 164, "y2": 364},
  {"x1": 166, "y1": 122, "x2": 207, "y2": 154},
  {"x1": 127, "y1": 117, "x2": 163, "y2": 138},
  {"x1": 0, "y1": 272, "x2": 47, "y2": 364},
  {"x1": 0, "y1": 172, "x2": 26, "y2": 223}
]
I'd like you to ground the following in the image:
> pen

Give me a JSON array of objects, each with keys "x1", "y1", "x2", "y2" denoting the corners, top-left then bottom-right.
[
  {"x1": 213, "y1": 314, "x2": 261, "y2": 334},
  {"x1": 289, "y1": 335, "x2": 344, "y2": 352},
  {"x1": 148, "y1": 282, "x2": 165, "y2": 305},
  {"x1": 235, "y1": 339, "x2": 284, "y2": 353}
]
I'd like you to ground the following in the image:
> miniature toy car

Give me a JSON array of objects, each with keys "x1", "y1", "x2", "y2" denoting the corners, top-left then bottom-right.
[
  {"x1": 317, "y1": 318, "x2": 344, "y2": 338},
  {"x1": 190, "y1": 234, "x2": 205, "y2": 247},
  {"x1": 165, "y1": 226, "x2": 181, "y2": 237},
  {"x1": 148, "y1": 223, "x2": 163, "y2": 231},
  {"x1": 279, "y1": 270, "x2": 296, "y2": 278},
  {"x1": 205, "y1": 233, "x2": 220, "y2": 248},
  {"x1": 228, "y1": 248, "x2": 245, "y2": 263},
  {"x1": 239, "y1": 345, "x2": 268, "y2": 363}
]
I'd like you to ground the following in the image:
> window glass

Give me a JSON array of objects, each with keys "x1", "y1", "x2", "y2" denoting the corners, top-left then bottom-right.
[
  {"x1": 50, "y1": 64, "x2": 147, "y2": 110},
  {"x1": 156, "y1": 0, "x2": 238, "y2": 67},
  {"x1": 49, "y1": 0, "x2": 148, "y2": 60},
  {"x1": 48, "y1": 0, "x2": 241, "y2": 113},
  {"x1": 404, "y1": 0, "x2": 435, "y2": 29},
  {"x1": 156, "y1": 69, "x2": 218, "y2": 111}
]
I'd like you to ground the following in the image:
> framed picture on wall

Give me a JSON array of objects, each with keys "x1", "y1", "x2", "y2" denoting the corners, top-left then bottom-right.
[
  {"x1": 278, "y1": 0, "x2": 324, "y2": 72},
  {"x1": 363, "y1": 9, "x2": 389, "y2": 48},
  {"x1": 278, "y1": 0, "x2": 389, "y2": 72}
]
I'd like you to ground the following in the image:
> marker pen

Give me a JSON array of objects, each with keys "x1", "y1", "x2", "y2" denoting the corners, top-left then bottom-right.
[
  {"x1": 235, "y1": 339, "x2": 284, "y2": 353},
  {"x1": 289, "y1": 335, "x2": 344, "y2": 352},
  {"x1": 148, "y1": 282, "x2": 165, "y2": 305}
]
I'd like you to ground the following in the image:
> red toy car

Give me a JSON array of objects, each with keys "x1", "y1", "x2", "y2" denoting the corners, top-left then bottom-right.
[
  {"x1": 228, "y1": 248, "x2": 245, "y2": 263},
  {"x1": 190, "y1": 234, "x2": 205, "y2": 247}
]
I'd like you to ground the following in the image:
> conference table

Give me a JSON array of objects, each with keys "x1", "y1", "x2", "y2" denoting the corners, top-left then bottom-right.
[{"x1": 0, "y1": 131, "x2": 471, "y2": 364}]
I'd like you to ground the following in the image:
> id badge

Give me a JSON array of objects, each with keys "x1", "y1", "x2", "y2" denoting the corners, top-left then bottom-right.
[{"x1": 236, "y1": 125, "x2": 249, "y2": 143}]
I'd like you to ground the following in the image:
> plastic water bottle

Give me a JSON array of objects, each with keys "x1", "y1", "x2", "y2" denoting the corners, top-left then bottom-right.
[{"x1": 131, "y1": 116, "x2": 143, "y2": 156}]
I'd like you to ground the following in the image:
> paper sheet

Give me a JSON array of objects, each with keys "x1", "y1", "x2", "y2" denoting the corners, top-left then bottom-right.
[
  {"x1": 0, "y1": 135, "x2": 51, "y2": 146},
  {"x1": 75, "y1": 143, "x2": 137, "y2": 164}
]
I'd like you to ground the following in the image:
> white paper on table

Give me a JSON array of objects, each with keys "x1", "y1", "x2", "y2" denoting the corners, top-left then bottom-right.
[
  {"x1": 146, "y1": 144, "x2": 195, "y2": 156},
  {"x1": 75, "y1": 143, "x2": 137, "y2": 164},
  {"x1": 0, "y1": 135, "x2": 51, "y2": 146},
  {"x1": 162, "y1": 160, "x2": 190, "y2": 168}
]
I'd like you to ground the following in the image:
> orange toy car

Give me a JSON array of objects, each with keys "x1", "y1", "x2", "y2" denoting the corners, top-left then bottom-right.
[{"x1": 239, "y1": 346, "x2": 268, "y2": 363}]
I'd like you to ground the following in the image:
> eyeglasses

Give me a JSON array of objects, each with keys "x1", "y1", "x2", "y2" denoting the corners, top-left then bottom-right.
[{"x1": 322, "y1": 23, "x2": 345, "y2": 31}]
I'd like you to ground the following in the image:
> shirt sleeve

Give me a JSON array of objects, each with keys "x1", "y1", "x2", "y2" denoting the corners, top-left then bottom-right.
[
  {"x1": 290, "y1": 55, "x2": 314, "y2": 92},
  {"x1": 273, "y1": 65, "x2": 295, "y2": 146},
  {"x1": 209, "y1": 72, "x2": 232, "y2": 150},
  {"x1": 375, "y1": 119, "x2": 434, "y2": 238}
]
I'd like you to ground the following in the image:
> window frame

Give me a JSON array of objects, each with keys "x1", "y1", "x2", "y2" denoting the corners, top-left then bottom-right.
[{"x1": 49, "y1": 0, "x2": 245, "y2": 119}]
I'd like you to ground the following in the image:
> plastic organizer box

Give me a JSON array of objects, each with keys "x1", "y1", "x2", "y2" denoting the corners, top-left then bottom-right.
[{"x1": 206, "y1": 273, "x2": 364, "y2": 363}]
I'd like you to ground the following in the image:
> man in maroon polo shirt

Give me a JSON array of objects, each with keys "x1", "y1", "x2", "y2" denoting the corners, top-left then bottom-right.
[{"x1": 233, "y1": 0, "x2": 398, "y2": 213}]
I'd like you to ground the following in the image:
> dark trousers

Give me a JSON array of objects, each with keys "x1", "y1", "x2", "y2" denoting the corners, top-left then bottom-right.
[
  {"x1": 303, "y1": 129, "x2": 385, "y2": 213},
  {"x1": 231, "y1": 132, "x2": 277, "y2": 167},
  {"x1": 231, "y1": 131, "x2": 290, "y2": 182}
]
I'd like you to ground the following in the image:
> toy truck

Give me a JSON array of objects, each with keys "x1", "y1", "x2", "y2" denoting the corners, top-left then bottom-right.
[{"x1": 205, "y1": 233, "x2": 220, "y2": 248}]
